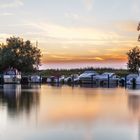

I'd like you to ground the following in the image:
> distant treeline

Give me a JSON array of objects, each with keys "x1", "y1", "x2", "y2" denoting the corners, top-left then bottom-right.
[{"x1": 28, "y1": 67, "x2": 132, "y2": 77}]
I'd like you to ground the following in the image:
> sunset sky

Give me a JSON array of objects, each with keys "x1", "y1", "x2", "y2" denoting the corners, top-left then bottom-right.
[{"x1": 0, "y1": 0, "x2": 140, "y2": 69}]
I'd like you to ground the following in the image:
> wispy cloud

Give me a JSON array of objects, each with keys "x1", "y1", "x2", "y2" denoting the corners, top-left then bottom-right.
[
  {"x1": 21, "y1": 20, "x2": 137, "y2": 63},
  {"x1": 65, "y1": 13, "x2": 80, "y2": 20},
  {"x1": 0, "y1": 12, "x2": 14, "y2": 16},
  {"x1": 84, "y1": 0, "x2": 93, "y2": 11},
  {"x1": 28, "y1": 22, "x2": 127, "y2": 43},
  {"x1": 114, "y1": 20, "x2": 138, "y2": 32},
  {"x1": 0, "y1": 19, "x2": 136, "y2": 64},
  {"x1": 132, "y1": 0, "x2": 140, "y2": 15},
  {"x1": 0, "y1": 0, "x2": 24, "y2": 9}
]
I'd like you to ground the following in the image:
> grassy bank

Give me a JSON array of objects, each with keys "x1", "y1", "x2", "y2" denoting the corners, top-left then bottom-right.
[{"x1": 33, "y1": 68, "x2": 131, "y2": 77}]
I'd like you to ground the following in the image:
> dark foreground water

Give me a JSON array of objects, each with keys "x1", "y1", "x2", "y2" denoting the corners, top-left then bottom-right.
[{"x1": 0, "y1": 84, "x2": 140, "y2": 140}]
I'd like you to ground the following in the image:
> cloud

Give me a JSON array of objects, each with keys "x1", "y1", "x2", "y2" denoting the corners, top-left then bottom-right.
[
  {"x1": 84, "y1": 0, "x2": 93, "y2": 11},
  {"x1": 20, "y1": 20, "x2": 136, "y2": 64},
  {"x1": 93, "y1": 57, "x2": 104, "y2": 61},
  {"x1": 0, "y1": 20, "x2": 135, "y2": 64},
  {"x1": 114, "y1": 20, "x2": 138, "y2": 32},
  {"x1": 132, "y1": 0, "x2": 140, "y2": 14},
  {"x1": 0, "y1": 0, "x2": 24, "y2": 9},
  {"x1": 65, "y1": 13, "x2": 80, "y2": 20},
  {"x1": 28, "y1": 22, "x2": 127, "y2": 43},
  {"x1": 42, "y1": 52, "x2": 126, "y2": 63},
  {"x1": 0, "y1": 13, "x2": 14, "y2": 16}
]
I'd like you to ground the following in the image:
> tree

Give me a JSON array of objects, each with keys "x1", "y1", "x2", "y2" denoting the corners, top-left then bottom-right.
[
  {"x1": 0, "y1": 37, "x2": 42, "y2": 72},
  {"x1": 127, "y1": 46, "x2": 140, "y2": 73}
]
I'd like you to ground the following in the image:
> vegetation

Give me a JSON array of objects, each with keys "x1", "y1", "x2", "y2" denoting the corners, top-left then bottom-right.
[
  {"x1": 127, "y1": 46, "x2": 140, "y2": 73},
  {"x1": 0, "y1": 37, "x2": 41, "y2": 72},
  {"x1": 36, "y1": 67, "x2": 129, "y2": 77}
]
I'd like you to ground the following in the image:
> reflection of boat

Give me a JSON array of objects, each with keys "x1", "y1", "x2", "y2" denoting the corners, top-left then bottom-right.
[
  {"x1": 2, "y1": 84, "x2": 39, "y2": 117},
  {"x1": 3, "y1": 84, "x2": 21, "y2": 96},
  {"x1": 3, "y1": 68, "x2": 21, "y2": 84}
]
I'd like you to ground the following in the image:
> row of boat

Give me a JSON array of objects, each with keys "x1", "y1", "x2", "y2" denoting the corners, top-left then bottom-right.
[{"x1": 2, "y1": 68, "x2": 140, "y2": 86}]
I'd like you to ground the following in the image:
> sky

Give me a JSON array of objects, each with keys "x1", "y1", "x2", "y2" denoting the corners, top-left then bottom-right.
[{"x1": 0, "y1": 0, "x2": 140, "y2": 69}]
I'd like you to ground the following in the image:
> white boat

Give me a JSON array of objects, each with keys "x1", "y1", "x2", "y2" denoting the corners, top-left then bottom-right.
[
  {"x1": 30, "y1": 75, "x2": 42, "y2": 83},
  {"x1": 59, "y1": 76, "x2": 65, "y2": 83},
  {"x1": 64, "y1": 74, "x2": 79, "y2": 84},
  {"x1": 127, "y1": 74, "x2": 138, "y2": 80},
  {"x1": 3, "y1": 68, "x2": 21, "y2": 84},
  {"x1": 95, "y1": 72, "x2": 119, "y2": 86},
  {"x1": 46, "y1": 77, "x2": 52, "y2": 83},
  {"x1": 53, "y1": 76, "x2": 63, "y2": 83},
  {"x1": 136, "y1": 76, "x2": 140, "y2": 84},
  {"x1": 126, "y1": 74, "x2": 139, "y2": 85},
  {"x1": 64, "y1": 76, "x2": 72, "y2": 83},
  {"x1": 79, "y1": 71, "x2": 98, "y2": 84},
  {"x1": 126, "y1": 74, "x2": 140, "y2": 85},
  {"x1": 47, "y1": 76, "x2": 64, "y2": 83}
]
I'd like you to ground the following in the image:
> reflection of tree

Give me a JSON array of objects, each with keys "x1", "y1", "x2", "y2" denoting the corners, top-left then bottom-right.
[
  {"x1": 0, "y1": 84, "x2": 40, "y2": 117},
  {"x1": 128, "y1": 94, "x2": 140, "y2": 140},
  {"x1": 128, "y1": 95, "x2": 140, "y2": 114}
]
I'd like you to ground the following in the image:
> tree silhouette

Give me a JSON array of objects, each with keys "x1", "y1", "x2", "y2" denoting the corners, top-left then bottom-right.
[
  {"x1": 127, "y1": 23, "x2": 140, "y2": 73},
  {"x1": 0, "y1": 37, "x2": 42, "y2": 72},
  {"x1": 127, "y1": 46, "x2": 140, "y2": 72}
]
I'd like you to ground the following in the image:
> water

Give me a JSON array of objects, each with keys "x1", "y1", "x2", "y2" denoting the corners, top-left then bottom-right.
[{"x1": 0, "y1": 84, "x2": 140, "y2": 140}]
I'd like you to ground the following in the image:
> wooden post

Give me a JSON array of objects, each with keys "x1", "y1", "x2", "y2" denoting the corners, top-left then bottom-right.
[
  {"x1": 72, "y1": 75, "x2": 74, "y2": 85},
  {"x1": 108, "y1": 74, "x2": 110, "y2": 88},
  {"x1": 91, "y1": 75, "x2": 94, "y2": 84},
  {"x1": 125, "y1": 76, "x2": 127, "y2": 88},
  {"x1": 40, "y1": 75, "x2": 42, "y2": 83},
  {"x1": 57, "y1": 76, "x2": 59, "y2": 84},
  {"x1": 132, "y1": 78, "x2": 136, "y2": 89}
]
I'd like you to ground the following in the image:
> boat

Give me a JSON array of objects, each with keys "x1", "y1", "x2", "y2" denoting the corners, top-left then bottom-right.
[
  {"x1": 95, "y1": 72, "x2": 119, "y2": 86},
  {"x1": 51, "y1": 76, "x2": 64, "y2": 83},
  {"x1": 3, "y1": 68, "x2": 21, "y2": 84},
  {"x1": 121, "y1": 74, "x2": 139, "y2": 85},
  {"x1": 29, "y1": 75, "x2": 42, "y2": 83},
  {"x1": 79, "y1": 71, "x2": 98, "y2": 84},
  {"x1": 136, "y1": 76, "x2": 140, "y2": 85},
  {"x1": 58, "y1": 76, "x2": 65, "y2": 83},
  {"x1": 64, "y1": 74, "x2": 79, "y2": 84},
  {"x1": 125, "y1": 74, "x2": 140, "y2": 85},
  {"x1": 46, "y1": 76, "x2": 64, "y2": 84}
]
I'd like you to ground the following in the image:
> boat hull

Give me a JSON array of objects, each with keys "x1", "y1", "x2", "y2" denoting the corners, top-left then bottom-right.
[{"x1": 3, "y1": 75, "x2": 21, "y2": 84}]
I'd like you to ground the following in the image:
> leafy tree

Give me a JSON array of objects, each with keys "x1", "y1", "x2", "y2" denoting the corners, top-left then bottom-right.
[
  {"x1": 127, "y1": 46, "x2": 140, "y2": 73},
  {"x1": 0, "y1": 37, "x2": 42, "y2": 72}
]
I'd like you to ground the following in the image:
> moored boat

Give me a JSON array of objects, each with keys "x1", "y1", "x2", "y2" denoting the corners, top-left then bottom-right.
[
  {"x1": 95, "y1": 72, "x2": 119, "y2": 86},
  {"x1": 3, "y1": 68, "x2": 21, "y2": 84},
  {"x1": 79, "y1": 71, "x2": 98, "y2": 84},
  {"x1": 29, "y1": 75, "x2": 42, "y2": 83}
]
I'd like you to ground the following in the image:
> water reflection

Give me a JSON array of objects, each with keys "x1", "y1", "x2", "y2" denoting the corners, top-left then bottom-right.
[
  {"x1": 1, "y1": 85, "x2": 140, "y2": 140},
  {"x1": 0, "y1": 84, "x2": 40, "y2": 117},
  {"x1": 128, "y1": 94, "x2": 140, "y2": 140},
  {"x1": 127, "y1": 85, "x2": 140, "y2": 90},
  {"x1": 128, "y1": 94, "x2": 140, "y2": 115}
]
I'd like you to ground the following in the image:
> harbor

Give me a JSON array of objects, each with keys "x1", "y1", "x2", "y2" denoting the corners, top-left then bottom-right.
[
  {"x1": 0, "y1": 68, "x2": 140, "y2": 90},
  {"x1": 0, "y1": 0, "x2": 140, "y2": 139}
]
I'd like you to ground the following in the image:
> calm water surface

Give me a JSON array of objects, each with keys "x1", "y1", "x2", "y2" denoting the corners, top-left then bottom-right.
[{"x1": 0, "y1": 84, "x2": 140, "y2": 140}]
